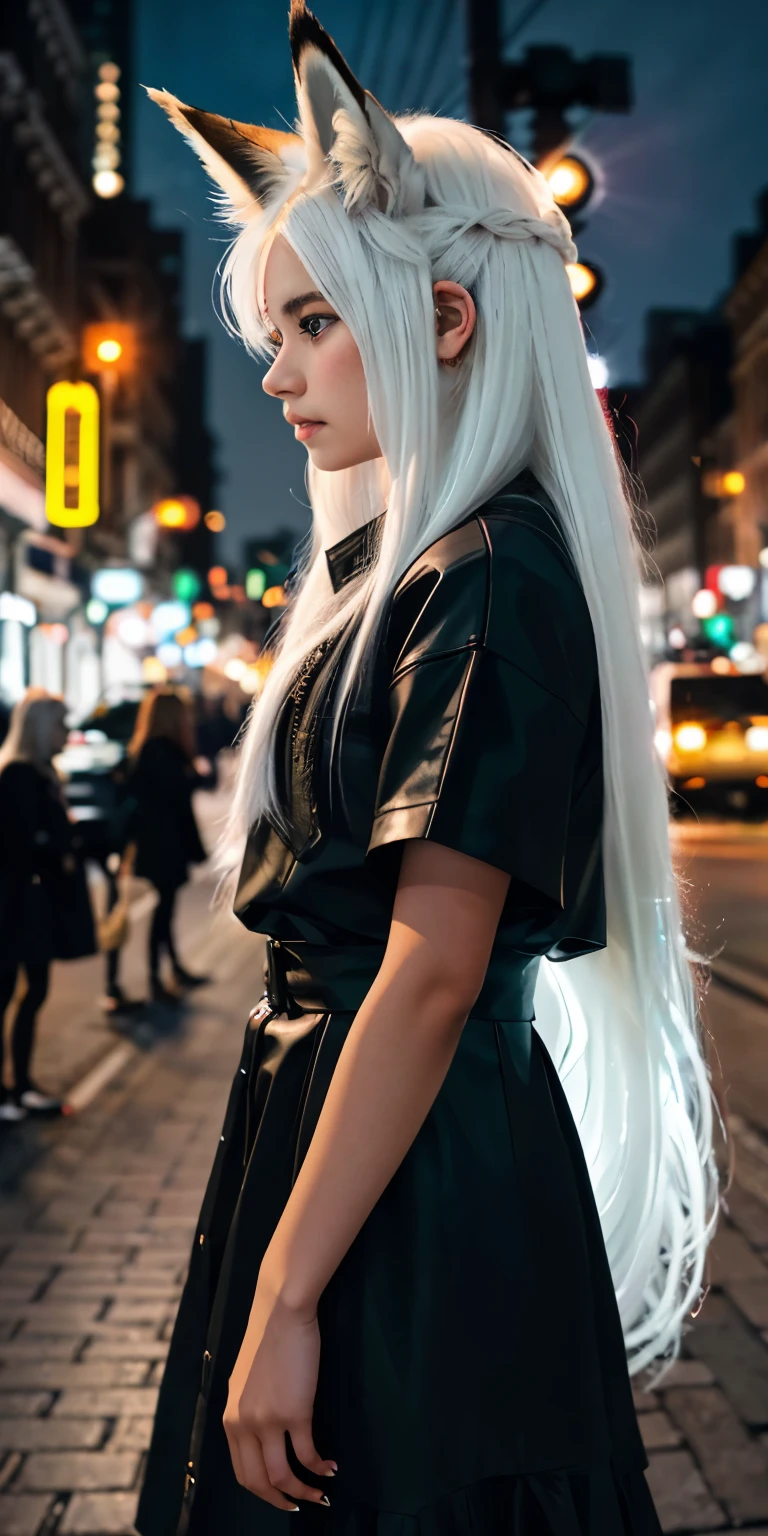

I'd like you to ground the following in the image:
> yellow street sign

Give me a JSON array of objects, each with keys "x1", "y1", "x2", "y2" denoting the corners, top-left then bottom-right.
[{"x1": 45, "y1": 381, "x2": 100, "y2": 527}]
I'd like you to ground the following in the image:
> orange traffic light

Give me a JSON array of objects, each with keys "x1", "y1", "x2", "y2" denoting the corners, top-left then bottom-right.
[
  {"x1": 153, "y1": 496, "x2": 201, "y2": 531},
  {"x1": 83, "y1": 321, "x2": 136, "y2": 374}
]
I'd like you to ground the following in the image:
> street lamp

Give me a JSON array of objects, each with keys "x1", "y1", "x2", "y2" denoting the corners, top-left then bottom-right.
[
  {"x1": 566, "y1": 261, "x2": 603, "y2": 309},
  {"x1": 546, "y1": 154, "x2": 594, "y2": 215}
]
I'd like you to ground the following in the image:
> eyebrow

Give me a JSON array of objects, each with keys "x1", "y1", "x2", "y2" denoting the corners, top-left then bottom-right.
[{"x1": 280, "y1": 289, "x2": 329, "y2": 318}]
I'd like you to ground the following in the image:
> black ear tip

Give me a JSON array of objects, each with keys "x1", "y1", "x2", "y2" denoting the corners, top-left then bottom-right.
[{"x1": 289, "y1": 0, "x2": 367, "y2": 113}]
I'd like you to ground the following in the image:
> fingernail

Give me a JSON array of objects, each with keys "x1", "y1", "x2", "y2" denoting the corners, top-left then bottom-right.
[
  {"x1": 329, "y1": 1463, "x2": 338, "y2": 1472},
  {"x1": 320, "y1": 1494, "x2": 331, "y2": 1506},
  {"x1": 324, "y1": 1469, "x2": 336, "y2": 1477},
  {"x1": 290, "y1": 1506, "x2": 300, "y2": 1513}
]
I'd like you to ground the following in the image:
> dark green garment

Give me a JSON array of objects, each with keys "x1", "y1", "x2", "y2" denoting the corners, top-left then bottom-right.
[{"x1": 137, "y1": 470, "x2": 661, "y2": 1536}]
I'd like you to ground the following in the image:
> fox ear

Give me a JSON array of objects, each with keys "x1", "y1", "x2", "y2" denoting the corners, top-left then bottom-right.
[
  {"x1": 144, "y1": 88, "x2": 305, "y2": 223},
  {"x1": 289, "y1": 0, "x2": 423, "y2": 216}
]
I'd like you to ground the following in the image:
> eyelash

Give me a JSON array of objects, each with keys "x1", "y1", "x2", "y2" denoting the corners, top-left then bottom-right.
[{"x1": 266, "y1": 314, "x2": 337, "y2": 356}]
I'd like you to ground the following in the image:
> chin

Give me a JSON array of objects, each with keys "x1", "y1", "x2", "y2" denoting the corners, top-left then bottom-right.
[{"x1": 308, "y1": 445, "x2": 381, "y2": 473}]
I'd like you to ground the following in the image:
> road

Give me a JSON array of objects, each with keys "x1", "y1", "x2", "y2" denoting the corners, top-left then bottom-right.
[{"x1": 0, "y1": 803, "x2": 767, "y2": 1532}]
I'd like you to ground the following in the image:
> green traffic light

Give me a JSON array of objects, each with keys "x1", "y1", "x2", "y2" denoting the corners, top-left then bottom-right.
[
  {"x1": 702, "y1": 613, "x2": 735, "y2": 647},
  {"x1": 246, "y1": 568, "x2": 267, "y2": 600}
]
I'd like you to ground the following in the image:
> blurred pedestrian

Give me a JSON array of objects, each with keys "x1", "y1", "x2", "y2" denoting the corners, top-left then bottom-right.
[
  {"x1": 0, "y1": 690, "x2": 96, "y2": 1120},
  {"x1": 126, "y1": 689, "x2": 210, "y2": 1004}
]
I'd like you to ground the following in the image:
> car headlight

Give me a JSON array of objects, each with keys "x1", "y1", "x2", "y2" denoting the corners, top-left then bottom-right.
[
  {"x1": 745, "y1": 726, "x2": 768, "y2": 752},
  {"x1": 674, "y1": 724, "x2": 707, "y2": 752}
]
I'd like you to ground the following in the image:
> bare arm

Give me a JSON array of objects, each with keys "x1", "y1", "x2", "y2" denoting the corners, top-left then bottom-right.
[
  {"x1": 260, "y1": 838, "x2": 510, "y2": 1311},
  {"x1": 225, "y1": 839, "x2": 510, "y2": 1510}
]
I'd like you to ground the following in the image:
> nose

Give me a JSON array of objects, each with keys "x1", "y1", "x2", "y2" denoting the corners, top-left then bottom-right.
[{"x1": 262, "y1": 348, "x2": 305, "y2": 401}]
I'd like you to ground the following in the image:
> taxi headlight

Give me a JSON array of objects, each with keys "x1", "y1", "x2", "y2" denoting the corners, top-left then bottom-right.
[
  {"x1": 745, "y1": 726, "x2": 768, "y2": 752},
  {"x1": 674, "y1": 724, "x2": 707, "y2": 752}
]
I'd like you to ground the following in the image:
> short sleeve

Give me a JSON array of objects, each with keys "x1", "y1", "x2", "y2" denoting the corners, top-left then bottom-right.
[{"x1": 367, "y1": 515, "x2": 597, "y2": 910}]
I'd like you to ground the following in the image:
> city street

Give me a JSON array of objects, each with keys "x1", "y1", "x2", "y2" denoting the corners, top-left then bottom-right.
[{"x1": 1, "y1": 807, "x2": 768, "y2": 1532}]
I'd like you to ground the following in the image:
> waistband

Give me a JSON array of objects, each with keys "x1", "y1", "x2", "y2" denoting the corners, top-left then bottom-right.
[{"x1": 264, "y1": 938, "x2": 539, "y2": 1021}]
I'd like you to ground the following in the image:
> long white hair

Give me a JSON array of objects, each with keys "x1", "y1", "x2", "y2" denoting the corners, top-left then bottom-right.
[{"x1": 149, "y1": 9, "x2": 719, "y2": 1379}]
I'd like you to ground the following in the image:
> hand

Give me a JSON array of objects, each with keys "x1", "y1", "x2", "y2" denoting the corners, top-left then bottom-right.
[{"x1": 223, "y1": 1281, "x2": 336, "y2": 1511}]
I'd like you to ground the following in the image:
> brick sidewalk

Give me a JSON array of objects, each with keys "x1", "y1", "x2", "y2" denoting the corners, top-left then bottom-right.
[{"x1": 1, "y1": 974, "x2": 768, "y2": 1531}]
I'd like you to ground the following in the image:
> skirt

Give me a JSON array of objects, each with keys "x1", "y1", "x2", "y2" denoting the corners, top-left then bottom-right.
[{"x1": 136, "y1": 945, "x2": 661, "y2": 1536}]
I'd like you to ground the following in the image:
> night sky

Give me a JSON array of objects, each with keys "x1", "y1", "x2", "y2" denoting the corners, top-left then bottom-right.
[{"x1": 135, "y1": 0, "x2": 768, "y2": 563}]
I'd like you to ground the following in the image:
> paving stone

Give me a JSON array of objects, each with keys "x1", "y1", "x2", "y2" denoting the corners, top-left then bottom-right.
[
  {"x1": 0, "y1": 1335, "x2": 84, "y2": 1360},
  {"x1": 640, "y1": 1411, "x2": 683, "y2": 1450},
  {"x1": 665, "y1": 1386, "x2": 768, "y2": 1522},
  {"x1": 721, "y1": 1184, "x2": 768, "y2": 1248},
  {"x1": 83, "y1": 1336, "x2": 168, "y2": 1361},
  {"x1": 708, "y1": 1224, "x2": 767, "y2": 1284},
  {"x1": 0, "y1": 1360, "x2": 147, "y2": 1390},
  {"x1": 52, "y1": 1387, "x2": 158, "y2": 1418},
  {"x1": 0, "y1": 1452, "x2": 23, "y2": 1491},
  {"x1": 18, "y1": 1450, "x2": 140, "y2": 1491},
  {"x1": 658, "y1": 1358, "x2": 715, "y2": 1389},
  {"x1": 58, "y1": 1490, "x2": 140, "y2": 1534},
  {"x1": 9, "y1": 1304, "x2": 103, "y2": 1331},
  {"x1": 108, "y1": 1415, "x2": 154, "y2": 1451},
  {"x1": 106, "y1": 1300, "x2": 173, "y2": 1325},
  {"x1": 0, "y1": 1493, "x2": 55, "y2": 1534},
  {"x1": 0, "y1": 1418, "x2": 106, "y2": 1451},
  {"x1": 728, "y1": 1277, "x2": 768, "y2": 1329},
  {"x1": 645, "y1": 1449, "x2": 725, "y2": 1530},
  {"x1": 686, "y1": 1292, "x2": 768, "y2": 1426},
  {"x1": 0, "y1": 1393, "x2": 54, "y2": 1417}
]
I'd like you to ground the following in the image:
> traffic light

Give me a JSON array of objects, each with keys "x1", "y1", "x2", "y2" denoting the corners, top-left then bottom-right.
[
  {"x1": 45, "y1": 381, "x2": 100, "y2": 528},
  {"x1": 153, "y1": 497, "x2": 201, "y2": 531}
]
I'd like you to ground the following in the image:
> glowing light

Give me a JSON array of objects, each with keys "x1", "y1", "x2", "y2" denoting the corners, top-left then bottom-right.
[
  {"x1": 208, "y1": 565, "x2": 228, "y2": 588},
  {"x1": 730, "y1": 641, "x2": 756, "y2": 665},
  {"x1": 98, "y1": 62, "x2": 121, "y2": 83},
  {"x1": 757, "y1": 775, "x2": 768, "y2": 788},
  {"x1": 681, "y1": 776, "x2": 706, "y2": 790},
  {"x1": 96, "y1": 122, "x2": 120, "y2": 143},
  {"x1": 92, "y1": 568, "x2": 142, "y2": 606},
  {"x1": 245, "y1": 568, "x2": 267, "y2": 601},
  {"x1": 192, "y1": 602, "x2": 215, "y2": 621},
  {"x1": 718, "y1": 565, "x2": 756, "y2": 602},
  {"x1": 546, "y1": 155, "x2": 593, "y2": 211},
  {"x1": 566, "y1": 262, "x2": 602, "y2": 308},
  {"x1": 722, "y1": 471, "x2": 746, "y2": 496},
  {"x1": 155, "y1": 499, "x2": 185, "y2": 528},
  {"x1": 96, "y1": 338, "x2": 122, "y2": 363},
  {"x1": 156, "y1": 642, "x2": 182, "y2": 669},
  {"x1": 262, "y1": 584, "x2": 287, "y2": 609},
  {"x1": 239, "y1": 665, "x2": 263, "y2": 695},
  {"x1": 587, "y1": 354, "x2": 609, "y2": 389},
  {"x1": 116, "y1": 613, "x2": 149, "y2": 648},
  {"x1": 92, "y1": 170, "x2": 124, "y2": 198},
  {"x1": 93, "y1": 145, "x2": 120, "y2": 169},
  {"x1": 45, "y1": 381, "x2": 100, "y2": 528},
  {"x1": 204, "y1": 510, "x2": 226, "y2": 532},
  {"x1": 692, "y1": 588, "x2": 718, "y2": 619},
  {"x1": 143, "y1": 656, "x2": 167, "y2": 683},
  {"x1": 172, "y1": 569, "x2": 202, "y2": 603},
  {"x1": 711, "y1": 656, "x2": 732, "y2": 675},
  {"x1": 745, "y1": 726, "x2": 768, "y2": 752},
  {"x1": 225, "y1": 658, "x2": 247, "y2": 681},
  {"x1": 95, "y1": 81, "x2": 120, "y2": 102},
  {"x1": 174, "y1": 625, "x2": 198, "y2": 648},
  {"x1": 184, "y1": 638, "x2": 217, "y2": 668},
  {"x1": 0, "y1": 593, "x2": 36, "y2": 626},
  {"x1": 674, "y1": 724, "x2": 707, "y2": 752},
  {"x1": 151, "y1": 601, "x2": 191, "y2": 640},
  {"x1": 702, "y1": 613, "x2": 735, "y2": 647},
  {"x1": 668, "y1": 626, "x2": 687, "y2": 650}
]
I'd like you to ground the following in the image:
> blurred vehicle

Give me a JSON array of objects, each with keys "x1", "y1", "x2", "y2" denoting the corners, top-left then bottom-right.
[
  {"x1": 54, "y1": 699, "x2": 142, "y2": 860},
  {"x1": 650, "y1": 661, "x2": 768, "y2": 816}
]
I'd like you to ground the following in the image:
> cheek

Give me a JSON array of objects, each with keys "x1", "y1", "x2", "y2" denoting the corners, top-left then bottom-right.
[{"x1": 316, "y1": 330, "x2": 369, "y2": 414}]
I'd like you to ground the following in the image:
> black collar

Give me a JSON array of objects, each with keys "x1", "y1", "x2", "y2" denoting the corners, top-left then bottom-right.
[{"x1": 325, "y1": 512, "x2": 386, "y2": 593}]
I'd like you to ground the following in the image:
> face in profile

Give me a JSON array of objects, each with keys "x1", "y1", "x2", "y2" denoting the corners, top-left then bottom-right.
[{"x1": 261, "y1": 236, "x2": 382, "y2": 473}]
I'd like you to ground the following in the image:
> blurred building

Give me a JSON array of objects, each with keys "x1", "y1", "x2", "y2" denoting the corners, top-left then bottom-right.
[
  {"x1": 613, "y1": 310, "x2": 733, "y2": 641},
  {"x1": 724, "y1": 187, "x2": 768, "y2": 567}
]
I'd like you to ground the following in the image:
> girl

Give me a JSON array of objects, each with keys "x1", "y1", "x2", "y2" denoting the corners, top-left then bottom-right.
[
  {"x1": 126, "y1": 690, "x2": 209, "y2": 1004},
  {"x1": 139, "y1": 5, "x2": 718, "y2": 1532},
  {"x1": 0, "y1": 690, "x2": 95, "y2": 1119}
]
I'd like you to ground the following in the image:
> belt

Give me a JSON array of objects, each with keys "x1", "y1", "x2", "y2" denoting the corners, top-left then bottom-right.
[{"x1": 264, "y1": 938, "x2": 539, "y2": 1021}]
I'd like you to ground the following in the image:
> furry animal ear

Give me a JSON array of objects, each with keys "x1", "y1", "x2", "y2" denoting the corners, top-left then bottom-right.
[
  {"x1": 144, "y1": 89, "x2": 305, "y2": 223},
  {"x1": 289, "y1": 0, "x2": 423, "y2": 216}
]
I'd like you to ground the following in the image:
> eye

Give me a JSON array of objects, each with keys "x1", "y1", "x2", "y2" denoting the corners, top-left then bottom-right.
[{"x1": 299, "y1": 314, "x2": 337, "y2": 340}]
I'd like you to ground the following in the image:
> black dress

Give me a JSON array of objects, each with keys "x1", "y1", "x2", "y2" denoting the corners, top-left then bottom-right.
[
  {"x1": 137, "y1": 469, "x2": 661, "y2": 1536},
  {"x1": 127, "y1": 737, "x2": 207, "y2": 890},
  {"x1": 0, "y1": 761, "x2": 96, "y2": 970}
]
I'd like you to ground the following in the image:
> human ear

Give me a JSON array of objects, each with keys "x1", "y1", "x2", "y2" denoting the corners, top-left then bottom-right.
[{"x1": 433, "y1": 280, "x2": 477, "y2": 366}]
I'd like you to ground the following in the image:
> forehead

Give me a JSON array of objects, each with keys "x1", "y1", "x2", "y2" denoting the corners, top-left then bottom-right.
[{"x1": 260, "y1": 234, "x2": 317, "y2": 317}]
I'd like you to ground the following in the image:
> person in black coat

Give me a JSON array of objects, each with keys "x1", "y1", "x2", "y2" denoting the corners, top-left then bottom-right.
[
  {"x1": 125, "y1": 689, "x2": 210, "y2": 1004},
  {"x1": 0, "y1": 690, "x2": 96, "y2": 1121}
]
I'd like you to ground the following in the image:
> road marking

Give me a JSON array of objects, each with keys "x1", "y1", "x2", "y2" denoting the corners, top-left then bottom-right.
[{"x1": 64, "y1": 1043, "x2": 136, "y2": 1114}]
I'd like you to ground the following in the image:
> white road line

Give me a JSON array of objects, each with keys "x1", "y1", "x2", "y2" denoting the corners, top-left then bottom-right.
[{"x1": 65, "y1": 1042, "x2": 136, "y2": 1114}]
